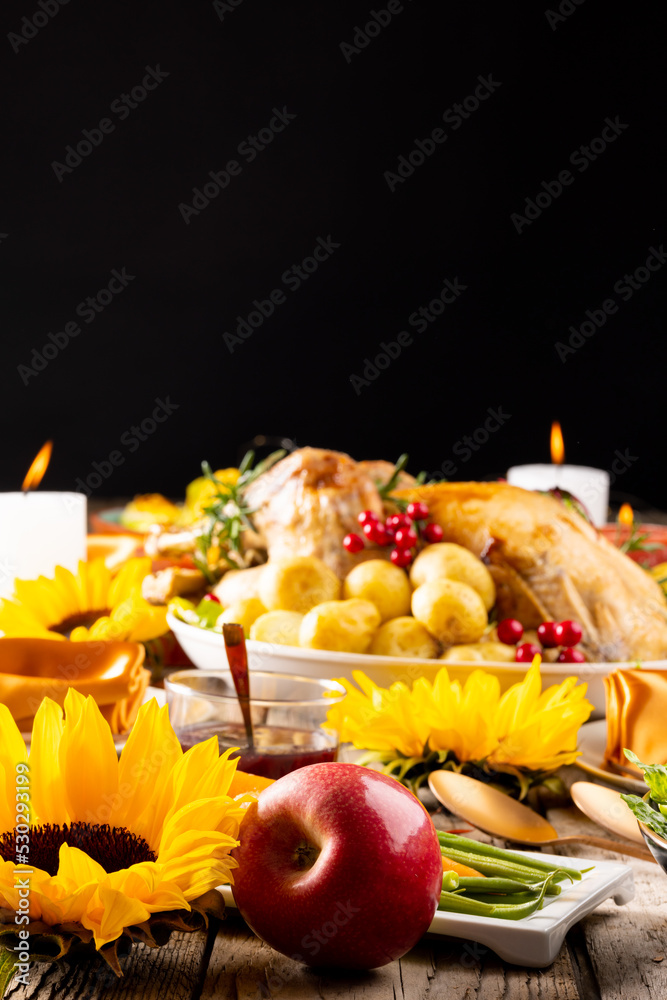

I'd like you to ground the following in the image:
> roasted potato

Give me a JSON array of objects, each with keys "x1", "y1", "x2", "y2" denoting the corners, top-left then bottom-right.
[
  {"x1": 343, "y1": 559, "x2": 411, "y2": 623},
  {"x1": 259, "y1": 556, "x2": 341, "y2": 614},
  {"x1": 218, "y1": 597, "x2": 267, "y2": 636},
  {"x1": 299, "y1": 599, "x2": 381, "y2": 653},
  {"x1": 411, "y1": 579, "x2": 487, "y2": 645},
  {"x1": 249, "y1": 610, "x2": 303, "y2": 646},
  {"x1": 410, "y1": 543, "x2": 496, "y2": 611},
  {"x1": 369, "y1": 616, "x2": 440, "y2": 658},
  {"x1": 440, "y1": 644, "x2": 487, "y2": 662},
  {"x1": 441, "y1": 641, "x2": 516, "y2": 662},
  {"x1": 213, "y1": 565, "x2": 266, "y2": 606}
]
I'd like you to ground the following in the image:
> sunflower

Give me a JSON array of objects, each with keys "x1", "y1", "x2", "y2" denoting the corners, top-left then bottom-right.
[
  {"x1": 0, "y1": 691, "x2": 248, "y2": 990},
  {"x1": 326, "y1": 658, "x2": 593, "y2": 796},
  {"x1": 0, "y1": 559, "x2": 167, "y2": 643}
]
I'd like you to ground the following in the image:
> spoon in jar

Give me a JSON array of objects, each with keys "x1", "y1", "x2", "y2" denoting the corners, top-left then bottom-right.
[
  {"x1": 428, "y1": 770, "x2": 655, "y2": 862},
  {"x1": 222, "y1": 623, "x2": 254, "y2": 749}
]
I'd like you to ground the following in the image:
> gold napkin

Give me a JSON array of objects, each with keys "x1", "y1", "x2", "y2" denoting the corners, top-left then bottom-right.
[
  {"x1": 0, "y1": 638, "x2": 150, "y2": 734},
  {"x1": 604, "y1": 669, "x2": 667, "y2": 772}
]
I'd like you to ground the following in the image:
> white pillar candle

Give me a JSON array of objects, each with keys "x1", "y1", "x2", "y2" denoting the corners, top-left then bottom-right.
[
  {"x1": 506, "y1": 464, "x2": 610, "y2": 527},
  {"x1": 0, "y1": 492, "x2": 87, "y2": 599}
]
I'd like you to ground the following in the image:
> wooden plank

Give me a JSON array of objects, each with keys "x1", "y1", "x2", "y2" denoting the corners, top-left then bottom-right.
[
  {"x1": 6, "y1": 928, "x2": 212, "y2": 1000},
  {"x1": 204, "y1": 909, "x2": 582, "y2": 999},
  {"x1": 546, "y1": 805, "x2": 667, "y2": 1000}
]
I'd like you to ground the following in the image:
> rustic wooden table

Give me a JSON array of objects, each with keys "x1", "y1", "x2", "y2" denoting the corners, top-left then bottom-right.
[
  {"x1": 31, "y1": 504, "x2": 661, "y2": 997},
  {"x1": 8, "y1": 773, "x2": 667, "y2": 1000}
]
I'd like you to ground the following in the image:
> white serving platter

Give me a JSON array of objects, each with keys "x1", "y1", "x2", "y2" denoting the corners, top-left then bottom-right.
[
  {"x1": 167, "y1": 612, "x2": 667, "y2": 720},
  {"x1": 218, "y1": 852, "x2": 634, "y2": 968}
]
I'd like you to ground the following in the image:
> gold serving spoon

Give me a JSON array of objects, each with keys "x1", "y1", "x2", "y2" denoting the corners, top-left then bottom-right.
[
  {"x1": 428, "y1": 770, "x2": 655, "y2": 863},
  {"x1": 569, "y1": 781, "x2": 646, "y2": 846}
]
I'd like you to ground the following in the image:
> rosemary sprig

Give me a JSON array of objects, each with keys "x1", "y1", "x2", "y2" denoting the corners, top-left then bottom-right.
[
  {"x1": 375, "y1": 454, "x2": 434, "y2": 508},
  {"x1": 193, "y1": 449, "x2": 285, "y2": 580},
  {"x1": 619, "y1": 524, "x2": 662, "y2": 556},
  {"x1": 376, "y1": 453, "x2": 410, "y2": 500}
]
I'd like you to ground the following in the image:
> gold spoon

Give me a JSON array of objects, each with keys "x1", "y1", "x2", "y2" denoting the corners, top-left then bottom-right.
[
  {"x1": 428, "y1": 770, "x2": 655, "y2": 863},
  {"x1": 570, "y1": 781, "x2": 646, "y2": 846}
]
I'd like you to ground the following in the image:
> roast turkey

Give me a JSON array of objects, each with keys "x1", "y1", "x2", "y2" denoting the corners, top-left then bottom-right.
[{"x1": 396, "y1": 481, "x2": 667, "y2": 662}]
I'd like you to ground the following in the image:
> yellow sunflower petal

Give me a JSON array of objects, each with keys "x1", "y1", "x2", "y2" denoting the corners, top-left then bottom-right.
[
  {"x1": 83, "y1": 882, "x2": 151, "y2": 948},
  {"x1": 495, "y1": 658, "x2": 543, "y2": 736},
  {"x1": 57, "y1": 843, "x2": 107, "y2": 884},
  {"x1": 59, "y1": 695, "x2": 119, "y2": 822},
  {"x1": 113, "y1": 704, "x2": 183, "y2": 843},
  {"x1": 29, "y1": 697, "x2": 69, "y2": 826},
  {"x1": 158, "y1": 798, "x2": 242, "y2": 857},
  {"x1": 33, "y1": 880, "x2": 100, "y2": 926},
  {"x1": 106, "y1": 864, "x2": 191, "y2": 913},
  {"x1": 0, "y1": 704, "x2": 27, "y2": 833}
]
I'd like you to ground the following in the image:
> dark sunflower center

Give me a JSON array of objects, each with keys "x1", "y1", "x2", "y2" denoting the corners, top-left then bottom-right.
[
  {"x1": 50, "y1": 610, "x2": 111, "y2": 635},
  {"x1": 0, "y1": 823, "x2": 156, "y2": 876}
]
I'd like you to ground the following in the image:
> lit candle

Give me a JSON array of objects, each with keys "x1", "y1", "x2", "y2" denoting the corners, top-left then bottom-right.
[
  {"x1": 0, "y1": 442, "x2": 87, "y2": 599},
  {"x1": 506, "y1": 422, "x2": 610, "y2": 527}
]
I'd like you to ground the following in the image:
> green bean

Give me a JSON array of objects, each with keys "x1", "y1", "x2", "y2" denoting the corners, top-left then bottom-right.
[
  {"x1": 438, "y1": 871, "x2": 562, "y2": 921},
  {"x1": 439, "y1": 847, "x2": 567, "y2": 883},
  {"x1": 461, "y1": 891, "x2": 540, "y2": 905},
  {"x1": 441, "y1": 871, "x2": 460, "y2": 893},
  {"x1": 438, "y1": 831, "x2": 583, "y2": 879},
  {"x1": 457, "y1": 876, "x2": 561, "y2": 896}
]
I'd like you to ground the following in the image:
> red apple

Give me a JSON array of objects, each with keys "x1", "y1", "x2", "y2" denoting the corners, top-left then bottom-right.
[{"x1": 230, "y1": 762, "x2": 443, "y2": 969}]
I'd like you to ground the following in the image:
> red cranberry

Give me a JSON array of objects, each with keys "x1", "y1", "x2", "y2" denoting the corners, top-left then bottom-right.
[
  {"x1": 497, "y1": 618, "x2": 524, "y2": 645},
  {"x1": 386, "y1": 513, "x2": 411, "y2": 530},
  {"x1": 554, "y1": 620, "x2": 583, "y2": 647},
  {"x1": 537, "y1": 622, "x2": 559, "y2": 648},
  {"x1": 358, "y1": 510, "x2": 378, "y2": 527},
  {"x1": 394, "y1": 527, "x2": 418, "y2": 550},
  {"x1": 390, "y1": 547, "x2": 413, "y2": 568},
  {"x1": 363, "y1": 522, "x2": 391, "y2": 546},
  {"x1": 202, "y1": 593, "x2": 221, "y2": 604},
  {"x1": 515, "y1": 642, "x2": 541, "y2": 663},
  {"x1": 343, "y1": 533, "x2": 364, "y2": 554},
  {"x1": 423, "y1": 523, "x2": 443, "y2": 543},
  {"x1": 406, "y1": 502, "x2": 429, "y2": 521},
  {"x1": 557, "y1": 648, "x2": 586, "y2": 663}
]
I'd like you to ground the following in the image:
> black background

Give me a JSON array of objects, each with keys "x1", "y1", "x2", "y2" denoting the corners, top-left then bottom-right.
[{"x1": 2, "y1": 0, "x2": 666, "y2": 511}]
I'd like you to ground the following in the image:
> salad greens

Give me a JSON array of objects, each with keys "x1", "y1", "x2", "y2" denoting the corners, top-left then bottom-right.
[
  {"x1": 620, "y1": 750, "x2": 667, "y2": 840},
  {"x1": 170, "y1": 596, "x2": 223, "y2": 631}
]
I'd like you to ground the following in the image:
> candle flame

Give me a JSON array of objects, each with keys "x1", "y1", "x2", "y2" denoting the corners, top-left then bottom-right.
[
  {"x1": 618, "y1": 503, "x2": 634, "y2": 528},
  {"x1": 22, "y1": 441, "x2": 53, "y2": 492},
  {"x1": 550, "y1": 422, "x2": 565, "y2": 465}
]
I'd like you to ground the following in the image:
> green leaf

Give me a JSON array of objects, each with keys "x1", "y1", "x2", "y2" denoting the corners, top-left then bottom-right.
[
  {"x1": 620, "y1": 793, "x2": 667, "y2": 839},
  {"x1": 376, "y1": 453, "x2": 410, "y2": 500},
  {"x1": 623, "y1": 750, "x2": 667, "y2": 803}
]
